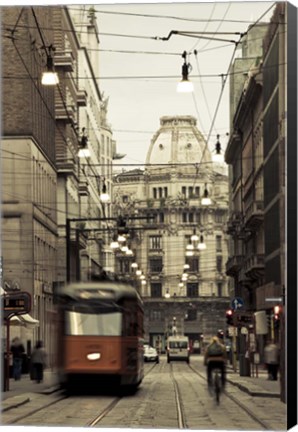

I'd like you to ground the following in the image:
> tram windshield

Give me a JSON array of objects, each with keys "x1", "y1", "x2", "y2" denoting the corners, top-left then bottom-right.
[{"x1": 65, "y1": 309, "x2": 122, "y2": 336}]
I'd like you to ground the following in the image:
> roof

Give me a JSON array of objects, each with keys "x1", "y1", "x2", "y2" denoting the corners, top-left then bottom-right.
[
  {"x1": 57, "y1": 281, "x2": 143, "y2": 303},
  {"x1": 146, "y1": 115, "x2": 211, "y2": 168}
]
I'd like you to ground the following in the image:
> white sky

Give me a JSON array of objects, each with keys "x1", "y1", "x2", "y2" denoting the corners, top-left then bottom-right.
[{"x1": 92, "y1": 1, "x2": 276, "y2": 168}]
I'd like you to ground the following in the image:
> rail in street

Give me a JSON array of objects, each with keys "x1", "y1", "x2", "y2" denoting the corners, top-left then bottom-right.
[{"x1": 1, "y1": 358, "x2": 286, "y2": 430}]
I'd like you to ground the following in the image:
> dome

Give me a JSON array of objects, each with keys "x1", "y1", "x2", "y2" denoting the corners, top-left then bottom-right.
[{"x1": 146, "y1": 116, "x2": 212, "y2": 169}]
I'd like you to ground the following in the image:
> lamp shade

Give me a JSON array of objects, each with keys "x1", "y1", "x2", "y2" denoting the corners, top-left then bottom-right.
[
  {"x1": 41, "y1": 71, "x2": 59, "y2": 85},
  {"x1": 100, "y1": 192, "x2": 110, "y2": 203},
  {"x1": 177, "y1": 79, "x2": 194, "y2": 93},
  {"x1": 212, "y1": 152, "x2": 224, "y2": 163},
  {"x1": 201, "y1": 196, "x2": 211, "y2": 205},
  {"x1": 78, "y1": 147, "x2": 91, "y2": 158},
  {"x1": 110, "y1": 241, "x2": 119, "y2": 249}
]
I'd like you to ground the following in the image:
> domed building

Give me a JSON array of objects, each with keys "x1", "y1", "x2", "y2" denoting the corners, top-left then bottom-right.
[{"x1": 113, "y1": 116, "x2": 230, "y2": 352}]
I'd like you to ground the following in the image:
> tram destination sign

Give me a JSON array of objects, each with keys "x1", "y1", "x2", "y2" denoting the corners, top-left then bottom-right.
[{"x1": 2, "y1": 292, "x2": 31, "y2": 318}]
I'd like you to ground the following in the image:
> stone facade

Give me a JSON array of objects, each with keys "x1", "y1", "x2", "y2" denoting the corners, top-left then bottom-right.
[
  {"x1": 1, "y1": 7, "x2": 58, "y2": 357},
  {"x1": 225, "y1": 4, "x2": 286, "y2": 400},
  {"x1": 1, "y1": 6, "x2": 116, "y2": 361},
  {"x1": 113, "y1": 115, "x2": 230, "y2": 349}
]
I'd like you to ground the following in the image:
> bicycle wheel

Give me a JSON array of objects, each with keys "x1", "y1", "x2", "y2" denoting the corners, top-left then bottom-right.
[{"x1": 214, "y1": 370, "x2": 221, "y2": 405}]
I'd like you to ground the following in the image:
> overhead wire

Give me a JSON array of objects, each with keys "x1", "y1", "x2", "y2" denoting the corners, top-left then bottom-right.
[
  {"x1": 10, "y1": 39, "x2": 77, "y2": 162},
  {"x1": 191, "y1": 2, "x2": 231, "y2": 52},
  {"x1": 10, "y1": 7, "x2": 24, "y2": 37},
  {"x1": 0, "y1": 147, "x2": 267, "y2": 166},
  {"x1": 9, "y1": 14, "x2": 103, "y2": 214},
  {"x1": 67, "y1": 6, "x2": 271, "y2": 25},
  {"x1": 2, "y1": 6, "x2": 274, "y2": 202},
  {"x1": 186, "y1": 1, "x2": 277, "y2": 194},
  {"x1": 4, "y1": 5, "x2": 268, "y2": 284},
  {"x1": 2, "y1": 58, "x2": 286, "y2": 81},
  {"x1": 187, "y1": 1, "x2": 216, "y2": 138},
  {"x1": 189, "y1": 2, "x2": 229, "y2": 139}
]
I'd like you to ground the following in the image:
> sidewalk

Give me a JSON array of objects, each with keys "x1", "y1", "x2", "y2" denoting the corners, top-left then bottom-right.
[
  {"x1": 1, "y1": 369, "x2": 60, "y2": 412},
  {"x1": 225, "y1": 363, "x2": 281, "y2": 398},
  {"x1": 192, "y1": 355, "x2": 282, "y2": 399}
]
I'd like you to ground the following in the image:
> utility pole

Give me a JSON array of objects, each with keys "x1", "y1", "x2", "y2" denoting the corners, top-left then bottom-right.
[
  {"x1": 66, "y1": 217, "x2": 115, "y2": 283},
  {"x1": 66, "y1": 215, "x2": 155, "y2": 283}
]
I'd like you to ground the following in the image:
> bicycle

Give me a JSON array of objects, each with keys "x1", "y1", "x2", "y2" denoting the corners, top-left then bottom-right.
[{"x1": 211, "y1": 368, "x2": 222, "y2": 405}]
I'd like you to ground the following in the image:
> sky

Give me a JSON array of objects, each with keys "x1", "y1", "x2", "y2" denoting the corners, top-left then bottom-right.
[{"x1": 90, "y1": 1, "x2": 277, "y2": 168}]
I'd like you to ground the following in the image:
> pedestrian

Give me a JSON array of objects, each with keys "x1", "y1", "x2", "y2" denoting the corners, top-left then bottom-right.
[
  {"x1": 264, "y1": 340, "x2": 279, "y2": 380},
  {"x1": 31, "y1": 340, "x2": 47, "y2": 383},
  {"x1": 10, "y1": 337, "x2": 25, "y2": 380}
]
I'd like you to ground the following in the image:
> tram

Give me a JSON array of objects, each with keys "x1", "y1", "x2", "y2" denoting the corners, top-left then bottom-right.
[{"x1": 55, "y1": 279, "x2": 144, "y2": 390}]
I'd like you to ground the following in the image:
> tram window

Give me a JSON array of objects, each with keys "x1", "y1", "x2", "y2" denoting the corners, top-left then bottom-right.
[{"x1": 65, "y1": 311, "x2": 122, "y2": 336}]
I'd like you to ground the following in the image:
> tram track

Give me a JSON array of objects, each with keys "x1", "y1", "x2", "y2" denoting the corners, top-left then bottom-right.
[
  {"x1": 187, "y1": 363, "x2": 272, "y2": 430},
  {"x1": 5, "y1": 390, "x2": 67, "y2": 425},
  {"x1": 87, "y1": 361, "x2": 158, "y2": 427},
  {"x1": 5, "y1": 361, "x2": 159, "y2": 427},
  {"x1": 169, "y1": 363, "x2": 187, "y2": 429},
  {"x1": 4, "y1": 361, "x2": 274, "y2": 430}
]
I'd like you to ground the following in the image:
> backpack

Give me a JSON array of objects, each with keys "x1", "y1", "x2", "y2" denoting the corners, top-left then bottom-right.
[{"x1": 207, "y1": 342, "x2": 223, "y2": 357}]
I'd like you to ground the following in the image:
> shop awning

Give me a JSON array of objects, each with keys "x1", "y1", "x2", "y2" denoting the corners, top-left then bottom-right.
[{"x1": 9, "y1": 314, "x2": 39, "y2": 329}]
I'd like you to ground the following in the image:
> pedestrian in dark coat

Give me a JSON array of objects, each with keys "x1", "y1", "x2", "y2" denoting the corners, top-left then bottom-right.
[
  {"x1": 264, "y1": 341, "x2": 279, "y2": 380},
  {"x1": 10, "y1": 337, "x2": 25, "y2": 380},
  {"x1": 31, "y1": 340, "x2": 47, "y2": 383}
]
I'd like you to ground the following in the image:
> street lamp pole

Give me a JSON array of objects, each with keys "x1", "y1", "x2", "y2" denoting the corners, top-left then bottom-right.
[
  {"x1": 66, "y1": 217, "x2": 116, "y2": 283},
  {"x1": 66, "y1": 215, "x2": 154, "y2": 283},
  {"x1": 66, "y1": 218, "x2": 71, "y2": 283}
]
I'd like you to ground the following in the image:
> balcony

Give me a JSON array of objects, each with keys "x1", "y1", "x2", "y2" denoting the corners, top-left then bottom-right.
[
  {"x1": 244, "y1": 201, "x2": 264, "y2": 230},
  {"x1": 226, "y1": 211, "x2": 243, "y2": 235},
  {"x1": 238, "y1": 268, "x2": 251, "y2": 288},
  {"x1": 226, "y1": 255, "x2": 243, "y2": 276},
  {"x1": 54, "y1": 51, "x2": 74, "y2": 72},
  {"x1": 79, "y1": 180, "x2": 89, "y2": 197},
  {"x1": 244, "y1": 254, "x2": 265, "y2": 280},
  {"x1": 55, "y1": 103, "x2": 76, "y2": 123},
  {"x1": 77, "y1": 89, "x2": 87, "y2": 107},
  {"x1": 56, "y1": 158, "x2": 77, "y2": 176}
]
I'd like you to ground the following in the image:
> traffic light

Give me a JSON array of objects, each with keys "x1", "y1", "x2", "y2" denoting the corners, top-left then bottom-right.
[
  {"x1": 274, "y1": 305, "x2": 281, "y2": 319},
  {"x1": 226, "y1": 309, "x2": 233, "y2": 326},
  {"x1": 273, "y1": 305, "x2": 281, "y2": 328}
]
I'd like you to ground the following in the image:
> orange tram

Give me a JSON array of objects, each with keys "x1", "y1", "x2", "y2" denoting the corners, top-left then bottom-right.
[{"x1": 55, "y1": 280, "x2": 144, "y2": 391}]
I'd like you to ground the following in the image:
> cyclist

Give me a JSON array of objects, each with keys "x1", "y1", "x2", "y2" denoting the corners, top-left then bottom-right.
[{"x1": 204, "y1": 336, "x2": 227, "y2": 388}]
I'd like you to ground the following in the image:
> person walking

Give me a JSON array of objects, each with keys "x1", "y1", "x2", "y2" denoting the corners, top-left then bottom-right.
[
  {"x1": 10, "y1": 337, "x2": 25, "y2": 380},
  {"x1": 31, "y1": 340, "x2": 47, "y2": 383},
  {"x1": 264, "y1": 340, "x2": 279, "y2": 380}
]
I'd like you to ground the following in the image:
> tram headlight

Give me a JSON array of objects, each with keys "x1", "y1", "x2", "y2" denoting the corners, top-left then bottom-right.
[{"x1": 87, "y1": 353, "x2": 101, "y2": 361}]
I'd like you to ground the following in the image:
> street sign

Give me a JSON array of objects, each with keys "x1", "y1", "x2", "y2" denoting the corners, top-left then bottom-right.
[
  {"x1": 2, "y1": 292, "x2": 31, "y2": 319},
  {"x1": 231, "y1": 297, "x2": 244, "y2": 310}
]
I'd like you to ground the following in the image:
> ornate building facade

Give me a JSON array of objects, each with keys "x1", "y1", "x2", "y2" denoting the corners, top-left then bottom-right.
[{"x1": 113, "y1": 116, "x2": 230, "y2": 352}]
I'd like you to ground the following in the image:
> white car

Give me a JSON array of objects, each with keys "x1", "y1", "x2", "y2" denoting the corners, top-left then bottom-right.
[{"x1": 144, "y1": 345, "x2": 159, "y2": 363}]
